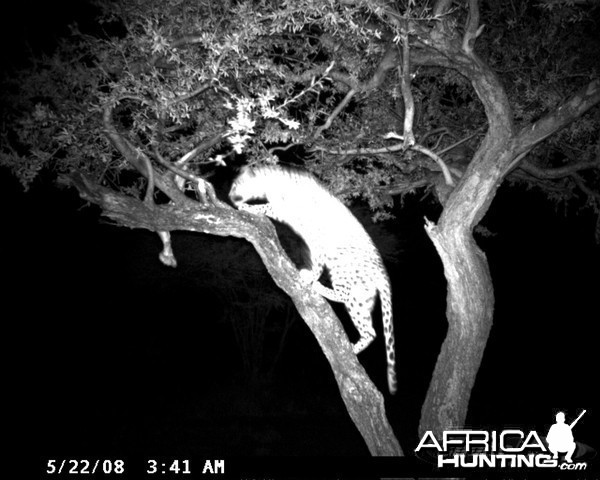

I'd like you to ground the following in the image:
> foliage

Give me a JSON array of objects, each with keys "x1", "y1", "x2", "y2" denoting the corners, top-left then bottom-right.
[{"x1": 0, "y1": 0, "x2": 598, "y2": 215}]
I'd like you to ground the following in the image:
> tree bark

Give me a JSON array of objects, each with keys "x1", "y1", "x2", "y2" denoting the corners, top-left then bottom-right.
[
  {"x1": 405, "y1": 0, "x2": 513, "y2": 435},
  {"x1": 60, "y1": 172, "x2": 402, "y2": 456},
  {"x1": 412, "y1": 15, "x2": 599, "y2": 436},
  {"x1": 420, "y1": 172, "x2": 497, "y2": 436},
  {"x1": 405, "y1": 0, "x2": 596, "y2": 438}
]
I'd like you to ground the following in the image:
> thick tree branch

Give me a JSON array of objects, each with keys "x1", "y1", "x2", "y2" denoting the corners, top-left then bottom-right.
[
  {"x1": 394, "y1": 1, "x2": 512, "y2": 437},
  {"x1": 511, "y1": 80, "x2": 600, "y2": 161},
  {"x1": 60, "y1": 171, "x2": 403, "y2": 457}
]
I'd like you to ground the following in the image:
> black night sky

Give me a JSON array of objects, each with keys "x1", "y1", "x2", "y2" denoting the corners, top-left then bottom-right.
[{"x1": 2, "y1": 1, "x2": 598, "y2": 478}]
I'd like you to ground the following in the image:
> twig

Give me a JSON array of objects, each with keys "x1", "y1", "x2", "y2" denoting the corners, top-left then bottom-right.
[
  {"x1": 437, "y1": 129, "x2": 484, "y2": 156},
  {"x1": 281, "y1": 62, "x2": 335, "y2": 110},
  {"x1": 313, "y1": 88, "x2": 357, "y2": 139},
  {"x1": 572, "y1": 173, "x2": 600, "y2": 202}
]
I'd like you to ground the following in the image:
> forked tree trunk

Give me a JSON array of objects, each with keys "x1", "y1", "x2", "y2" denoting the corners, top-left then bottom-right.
[
  {"x1": 416, "y1": 76, "x2": 600, "y2": 436},
  {"x1": 419, "y1": 148, "x2": 501, "y2": 435},
  {"x1": 412, "y1": 31, "x2": 516, "y2": 433}
]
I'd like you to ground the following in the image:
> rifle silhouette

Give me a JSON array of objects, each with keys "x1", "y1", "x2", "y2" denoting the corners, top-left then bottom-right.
[{"x1": 570, "y1": 409, "x2": 586, "y2": 429}]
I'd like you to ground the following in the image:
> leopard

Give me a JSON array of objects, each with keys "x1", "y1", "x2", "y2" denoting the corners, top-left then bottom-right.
[{"x1": 229, "y1": 164, "x2": 396, "y2": 394}]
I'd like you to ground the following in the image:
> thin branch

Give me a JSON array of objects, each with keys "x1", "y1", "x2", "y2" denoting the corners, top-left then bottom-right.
[
  {"x1": 313, "y1": 88, "x2": 357, "y2": 139},
  {"x1": 288, "y1": 48, "x2": 397, "y2": 140},
  {"x1": 540, "y1": 0, "x2": 600, "y2": 6},
  {"x1": 313, "y1": 132, "x2": 455, "y2": 186},
  {"x1": 436, "y1": 128, "x2": 484, "y2": 156},
  {"x1": 413, "y1": 145, "x2": 455, "y2": 186},
  {"x1": 396, "y1": 20, "x2": 416, "y2": 148},
  {"x1": 143, "y1": 153, "x2": 155, "y2": 204},
  {"x1": 164, "y1": 82, "x2": 213, "y2": 108},
  {"x1": 419, "y1": 127, "x2": 454, "y2": 145},
  {"x1": 281, "y1": 62, "x2": 335, "y2": 110},
  {"x1": 462, "y1": 0, "x2": 485, "y2": 55},
  {"x1": 163, "y1": 72, "x2": 231, "y2": 110},
  {"x1": 174, "y1": 133, "x2": 226, "y2": 167},
  {"x1": 285, "y1": 65, "x2": 357, "y2": 89},
  {"x1": 376, "y1": 178, "x2": 430, "y2": 196},
  {"x1": 572, "y1": 173, "x2": 600, "y2": 202},
  {"x1": 152, "y1": 144, "x2": 226, "y2": 207},
  {"x1": 312, "y1": 142, "x2": 403, "y2": 156},
  {"x1": 519, "y1": 158, "x2": 600, "y2": 179},
  {"x1": 383, "y1": 132, "x2": 455, "y2": 186},
  {"x1": 510, "y1": 168, "x2": 580, "y2": 195},
  {"x1": 101, "y1": 103, "x2": 188, "y2": 203},
  {"x1": 268, "y1": 142, "x2": 301, "y2": 155}
]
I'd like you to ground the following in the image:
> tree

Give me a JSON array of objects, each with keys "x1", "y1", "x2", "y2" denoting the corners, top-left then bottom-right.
[{"x1": 2, "y1": 0, "x2": 598, "y2": 456}]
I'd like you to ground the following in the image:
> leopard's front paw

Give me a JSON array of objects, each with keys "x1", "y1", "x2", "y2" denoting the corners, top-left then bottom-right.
[
  {"x1": 299, "y1": 268, "x2": 315, "y2": 287},
  {"x1": 235, "y1": 203, "x2": 252, "y2": 212}
]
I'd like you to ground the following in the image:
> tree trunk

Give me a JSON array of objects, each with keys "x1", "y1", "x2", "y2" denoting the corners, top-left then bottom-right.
[
  {"x1": 417, "y1": 75, "x2": 600, "y2": 436},
  {"x1": 420, "y1": 216, "x2": 494, "y2": 435},
  {"x1": 418, "y1": 137, "x2": 504, "y2": 435},
  {"x1": 412, "y1": 54, "x2": 515, "y2": 439}
]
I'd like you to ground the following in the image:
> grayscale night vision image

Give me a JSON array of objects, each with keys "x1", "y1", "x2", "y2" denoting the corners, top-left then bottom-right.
[{"x1": 1, "y1": 1, "x2": 598, "y2": 478}]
